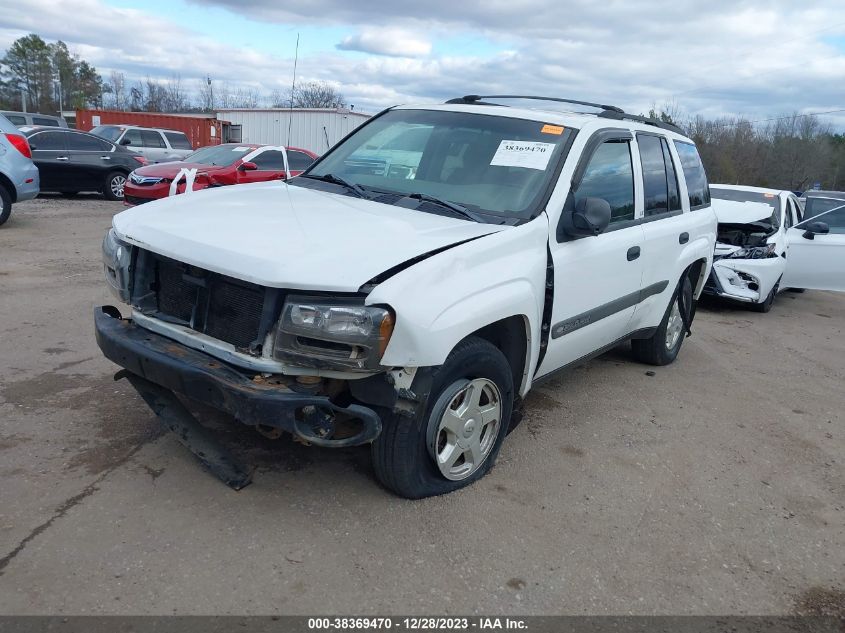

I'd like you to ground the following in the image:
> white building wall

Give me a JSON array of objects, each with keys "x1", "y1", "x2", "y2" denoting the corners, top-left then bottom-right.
[{"x1": 215, "y1": 109, "x2": 370, "y2": 155}]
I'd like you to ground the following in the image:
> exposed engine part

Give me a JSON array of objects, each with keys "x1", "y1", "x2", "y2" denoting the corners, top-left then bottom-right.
[{"x1": 717, "y1": 222, "x2": 776, "y2": 247}]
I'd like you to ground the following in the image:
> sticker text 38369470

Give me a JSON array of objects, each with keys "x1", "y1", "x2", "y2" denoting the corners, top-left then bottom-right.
[{"x1": 490, "y1": 140, "x2": 556, "y2": 171}]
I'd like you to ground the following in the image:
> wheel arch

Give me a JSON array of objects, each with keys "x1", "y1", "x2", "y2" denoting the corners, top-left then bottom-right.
[
  {"x1": 469, "y1": 315, "x2": 530, "y2": 397},
  {"x1": 0, "y1": 172, "x2": 17, "y2": 202},
  {"x1": 687, "y1": 257, "x2": 708, "y2": 296}
]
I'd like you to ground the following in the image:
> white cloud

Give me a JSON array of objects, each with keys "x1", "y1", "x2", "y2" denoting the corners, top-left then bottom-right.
[{"x1": 337, "y1": 28, "x2": 432, "y2": 57}]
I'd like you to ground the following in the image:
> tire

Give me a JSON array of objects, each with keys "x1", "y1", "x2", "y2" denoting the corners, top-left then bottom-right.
[
  {"x1": 371, "y1": 336, "x2": 513, "y2": 499},
  {"x1": 0, "y1": 184, "x2": 12, "y2": 227},
  {"x1": 103, "y1": 172, "x2": 127, "y2": 201},
  {"x1": 751, "y1": 282, "x2": 778, "y2": 313},
  {"x1": 632, "y1": 274, "x2": 693, "y2": 366}
]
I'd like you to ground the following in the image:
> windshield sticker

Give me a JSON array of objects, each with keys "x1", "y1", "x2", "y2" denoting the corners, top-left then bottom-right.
[
  {"x1": 232, "y1": 147, "x2": 250, "y2": 152},
  {"x1": 541, "y1": 124, "x2": 564, "y2": 135},
  {"x1": 490, "y1": 140, "x2": 556, "y2": 170}
]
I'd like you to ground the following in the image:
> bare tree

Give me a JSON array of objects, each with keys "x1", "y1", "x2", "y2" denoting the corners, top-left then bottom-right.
[
  {"x1": 104, "y1": 70, "x2": 126, "y2": 110},
  {"x1": 288, "y1": 81, "x2": 344, "y2": 108}
]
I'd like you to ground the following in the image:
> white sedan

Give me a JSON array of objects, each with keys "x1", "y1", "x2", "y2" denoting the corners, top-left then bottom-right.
[{"x1": 705, "y1": 185, "x2": 844, "y2": 312}]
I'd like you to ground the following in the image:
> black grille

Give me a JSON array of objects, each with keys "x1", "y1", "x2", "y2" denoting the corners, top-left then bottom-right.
[
  {"x1": 157, "y1": 259, "x2": 197, "y2": 322},
  {"x1": 153, "y1": 256, "x2": 268, "y2": 351},
  {"x1": 205, "y1": 281, "x2": 266, "y2": 349}
]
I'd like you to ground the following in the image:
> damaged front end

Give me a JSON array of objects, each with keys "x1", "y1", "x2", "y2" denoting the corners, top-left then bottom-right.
[
  {"x1": 97, "y1": 228, "x2": 439, "y2": 488},
  {"x1": 704, "y1": 236, "x2": 783, "y2": 304}
]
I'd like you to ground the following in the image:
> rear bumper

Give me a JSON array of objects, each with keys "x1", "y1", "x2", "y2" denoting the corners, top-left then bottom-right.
[
  {"x1": 94, "y1": 306, "x2": 382, "y2": 446},
  {"x1": 12, "y1": 162, "x2": 40, "y2": 201}
]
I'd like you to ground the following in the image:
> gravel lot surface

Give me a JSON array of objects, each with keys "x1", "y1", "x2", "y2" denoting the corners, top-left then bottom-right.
[{"x1": 0, "y1": 196, "x2": 842, "y2": 615}]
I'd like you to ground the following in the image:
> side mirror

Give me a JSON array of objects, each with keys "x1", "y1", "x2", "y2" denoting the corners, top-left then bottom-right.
[
  {"x1": 802, "y1": 221, "x2": 829, "y2": 240},
  {"x1": 239, "y1": 161, "x2": 258, "y2": 171},
  {"x1": 120, "y1": 138, "x2": 131, "y2": 145},
  {"x1": 565, "y1": 197, "x2": 612, "y2": 237}
]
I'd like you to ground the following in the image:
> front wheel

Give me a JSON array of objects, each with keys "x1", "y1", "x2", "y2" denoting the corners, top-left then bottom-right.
[
  {"x1": 632, "y1": 274, "x2": 693, "y2": 366},
  {"x1": 371, "y1": 337, "x2": 513, "y2": 499},
  {"x1": 103, "y1": 172, "x2": 126, "y2": 201}
]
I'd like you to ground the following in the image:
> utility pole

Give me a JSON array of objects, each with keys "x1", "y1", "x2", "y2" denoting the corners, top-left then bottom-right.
[
  {"x1": 20, "y1": 89, "x2": 27, "y2": 113},
  {"x1": 207, "y1": 76, "x2": 213, "y2": 111},
  {"x1": 57, "y1": 68, "x2": 64, "y2": 118}
]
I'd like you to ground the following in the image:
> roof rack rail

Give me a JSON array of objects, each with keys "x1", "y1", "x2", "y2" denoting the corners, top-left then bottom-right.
[
  {"x1": 445, "y1": 94, "x2": 625, "y2": 114},
  {"x1": 597, "y1": 110, "x2": 684, "y2": 134},
  {"x1": 445, "y1": 94, "x2": 685, "y2": 135}
]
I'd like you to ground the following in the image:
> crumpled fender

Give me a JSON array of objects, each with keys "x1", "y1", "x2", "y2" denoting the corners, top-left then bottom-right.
[{"x1": 367, "y1": 216, "x2": 549, "y2": 393}]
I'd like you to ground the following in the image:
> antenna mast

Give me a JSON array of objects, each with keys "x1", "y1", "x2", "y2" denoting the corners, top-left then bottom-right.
[{"x1": 286, "y1": 33, "x2": 299, "y2": 148}]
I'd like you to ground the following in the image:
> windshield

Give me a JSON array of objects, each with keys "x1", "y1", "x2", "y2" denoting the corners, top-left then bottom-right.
[
  {"x1": 302, "y1": 109, "x2": 575, "y2": 220},
  {"x1": 804, "y1": 194, "x2": 845, "y2": 220},
  {"x1": 90, "y1": 125, "x2": 122, "y2": 142},
  {"x1": 183, "y1": 144, "x2": 254, "y2": 166}
]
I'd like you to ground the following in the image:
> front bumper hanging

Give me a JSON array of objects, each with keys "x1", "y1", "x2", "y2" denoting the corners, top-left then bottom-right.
[{"x1": 94, "y1": 307, "x2": 383, "y2": 485}]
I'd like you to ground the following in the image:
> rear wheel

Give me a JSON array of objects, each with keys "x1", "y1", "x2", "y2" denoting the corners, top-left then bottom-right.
[
  {"x1": 103, "y1": 172, "x2": 126, "y2": 201},
  {"x1": 632, "y1": 274, "x2": 694, "y2": 366},
  {"x1": 0, "y1": 184, "x2": 12, "y2": 226},
  {"x1": 371, "y1": 337, "x2": 513, "y2": 499}
]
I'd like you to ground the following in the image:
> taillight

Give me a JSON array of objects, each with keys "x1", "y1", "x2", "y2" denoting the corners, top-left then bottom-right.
[
  {"x1": 132, "y1": 156, "x2": 147, "y2": 165},
  {"x1": 5, "y1": 133, "x2": 31, "y2": 159}
]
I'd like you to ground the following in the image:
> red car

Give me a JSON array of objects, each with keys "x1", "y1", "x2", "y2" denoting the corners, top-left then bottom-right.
[{"x1": 123, "y1": 143, "x2": 318, "y2": 206}]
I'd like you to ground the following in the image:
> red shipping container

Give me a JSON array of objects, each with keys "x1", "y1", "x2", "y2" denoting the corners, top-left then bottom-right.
[{"x1": 75, "y1": 110, "x2": 231, "y2": 149}]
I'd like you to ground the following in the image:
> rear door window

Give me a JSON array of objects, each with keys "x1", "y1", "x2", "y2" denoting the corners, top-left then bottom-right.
[
  {"x1": 33, "y1": 117, "x2": 59, "y2": 127},
  {"x1": 673, "y1": 141, "x2": 711, "y2": 209},
  {"x1": 140, "y1": 130, "x2": 165, "y2": 148},
  {"x1": 575, "y1": 140, "x2": 635, "y2": 224},
  {"x1": 637, "y1": 134, "x2": 681, "y2": 216},
  {"x1": 30, "y1": 131, "x2": 67, "y2": 151},
  {"x1": 6, "y1": 114, "x2": 26, "y2": 125},
  {"x1": 164, "y1": 132, "x2": 192, "y2": 150}
]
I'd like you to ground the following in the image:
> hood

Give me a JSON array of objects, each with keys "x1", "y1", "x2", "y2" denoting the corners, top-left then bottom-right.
[
  {"x1": 712, "y1": 199, "x2": 775, "y2": 225},
  {"x1": 113, "y1": 180, "x2": 505, "y2": 291},
  {"x1": 133, "y1": 162, "x2": 228, "y2": 178}
]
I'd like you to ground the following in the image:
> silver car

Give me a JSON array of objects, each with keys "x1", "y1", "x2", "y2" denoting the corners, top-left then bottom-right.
[
  {"x1": 89, "y1": 125, "x2": 193, "y2": 163},
  {"x1": 1, "y1": 111, "x2": 68, "y2": 128},
  {"x1": 0, "y1": 114, "x2": 40, "y2": 226}
]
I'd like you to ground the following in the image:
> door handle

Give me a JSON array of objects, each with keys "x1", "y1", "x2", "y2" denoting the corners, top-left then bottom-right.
[
  {"x1": 56, "y1": 156, "x2": 69, "y2": 161},
  {"x1": 679, "y1": 232, "x2": 690, "y2": 244},
  {"x1": 100, "y1": 156, "x2": 111, "y2": 160},
  {"x1": 626, "y1": 246, "x2": 641, "y2": 261}
]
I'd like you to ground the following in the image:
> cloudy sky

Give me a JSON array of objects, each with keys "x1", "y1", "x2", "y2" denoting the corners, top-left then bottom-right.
[{"x1": 2, "y1": 0, "x2": 845, "y2": 126}]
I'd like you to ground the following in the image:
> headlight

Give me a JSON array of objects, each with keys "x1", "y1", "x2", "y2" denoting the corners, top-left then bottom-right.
[
  {"x1": 102, "y1": 228, "x2": 133, "y2": 302},
  {"x1": 726, "y1": 243, "x2": 777, "y2": 259},
  {"x1": 274, "y1": 297, "x2": 395, "y2": 371}
]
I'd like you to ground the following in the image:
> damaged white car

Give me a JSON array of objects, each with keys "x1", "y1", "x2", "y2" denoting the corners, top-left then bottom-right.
[
  {"x1": 705, "y1": 184, "x2": 845, "y2": 311},
  {"x1": 96, "y1": 95, "x2": 718, "y2": 498}
]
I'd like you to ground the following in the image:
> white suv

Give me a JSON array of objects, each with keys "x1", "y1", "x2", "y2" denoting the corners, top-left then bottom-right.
[
  {"x1": 96, "y1": 95, "x2": 717, "y2": 498},
  {"x1": 89, "y1": 125, "x2": 193, "y2": 163}
]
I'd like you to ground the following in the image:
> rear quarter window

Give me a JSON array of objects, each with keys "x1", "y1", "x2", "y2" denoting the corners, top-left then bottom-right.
[{"x1": 673, "y1": 141, "x2": 711, "y2": 210}]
